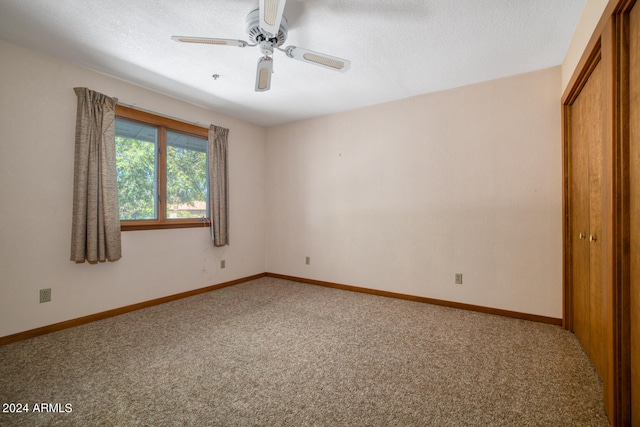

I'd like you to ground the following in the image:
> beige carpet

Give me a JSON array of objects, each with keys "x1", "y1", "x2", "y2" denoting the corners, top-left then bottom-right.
[{"x1": 0, "y1": 277, "x2": 609, "y2": 426}]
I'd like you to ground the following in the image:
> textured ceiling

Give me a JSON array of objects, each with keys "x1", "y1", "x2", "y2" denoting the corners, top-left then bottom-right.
[{"x1": 0, "y1": 0, "x2": 586, "y2": 127}]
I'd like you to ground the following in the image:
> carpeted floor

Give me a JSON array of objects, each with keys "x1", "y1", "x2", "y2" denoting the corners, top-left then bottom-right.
[{"x1": 0, "y1": 277, "x2": 609, "y2": 426}]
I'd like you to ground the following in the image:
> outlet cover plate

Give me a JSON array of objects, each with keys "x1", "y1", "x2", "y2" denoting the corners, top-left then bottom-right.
[
  {"x1": 40, "y1": 288, "x2": 51, "y2": 303},
  {"x1": 455, "y1": 274, "x2": 463, "y2": 285}
]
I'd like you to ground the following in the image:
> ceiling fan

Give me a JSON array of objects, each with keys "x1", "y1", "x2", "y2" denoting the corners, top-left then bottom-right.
[{"x1": 171, "y1": 0, "x2": 351, "y2": 92}]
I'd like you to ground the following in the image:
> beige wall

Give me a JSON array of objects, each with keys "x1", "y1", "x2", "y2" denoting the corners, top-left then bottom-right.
[
  {"x1": 265, "y1": 67, "x2": 563, "y2": 318},
  {"x1": 0, "y1": 40, "x2": 266, "y2": 337},
  {"x1": 562, "y1": 0, "x2": 609, "y2": 92},
  {"x1": 0, "y1": 37, "x2": 567, "y2": 338}
]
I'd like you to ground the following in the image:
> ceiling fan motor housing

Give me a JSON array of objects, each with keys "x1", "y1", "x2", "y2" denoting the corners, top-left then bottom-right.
[{"x1": 246, "y1": 8, "x2": 288, "y2": 47}]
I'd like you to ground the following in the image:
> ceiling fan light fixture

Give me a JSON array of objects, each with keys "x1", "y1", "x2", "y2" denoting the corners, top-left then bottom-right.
[{"x1": 255, "y1": 56, "x2": 273, "y2": 92}]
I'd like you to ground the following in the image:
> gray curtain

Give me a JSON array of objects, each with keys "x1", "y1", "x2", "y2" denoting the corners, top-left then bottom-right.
[
  {"x1": 208, "y1": 125, "x2": 229, "y2": 247},
  {"x1": 70, "y1": 87, "x2": 122, "y2": 263}
]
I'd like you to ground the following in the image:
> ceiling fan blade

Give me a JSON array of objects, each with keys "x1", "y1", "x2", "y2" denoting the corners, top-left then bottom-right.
[
  {"x1": 259, "y1": 0, "x2": 287, "y2": 36},
  {"x1": 283, "y1": 46, "x2": 351, "y2": 72},
  {"x1": 255, "y1": 56, "x2": 273, "y2": 92},
  {"x1": 171, "y1": 36, "x2": 249, "y2": 48}
]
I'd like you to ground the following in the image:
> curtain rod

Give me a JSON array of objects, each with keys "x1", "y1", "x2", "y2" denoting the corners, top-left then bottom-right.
[{"x1": 116, "y1": 100, "x2": 209, "y2": 129}]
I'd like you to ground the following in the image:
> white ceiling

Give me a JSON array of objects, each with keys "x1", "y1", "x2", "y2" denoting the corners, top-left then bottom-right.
[{"x1": 0, "y1": 0, "x2": 586, "y2": 127}]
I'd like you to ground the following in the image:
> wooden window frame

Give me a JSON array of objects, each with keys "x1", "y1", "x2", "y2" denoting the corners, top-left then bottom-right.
[{"x1": 115, "y1": 105, "x2": 210, "y2": 231}]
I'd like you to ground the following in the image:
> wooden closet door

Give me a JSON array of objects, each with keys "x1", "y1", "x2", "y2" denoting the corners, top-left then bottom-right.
[
  {"x1": 586, "y1": 61, "x2": 606, "y2": 379},
  {"x1": 569, "y1": 60, "x2": 603, "y2": 369},
  {"x1": 570, "y1": 74, "x2": 592, "y2": 353}
]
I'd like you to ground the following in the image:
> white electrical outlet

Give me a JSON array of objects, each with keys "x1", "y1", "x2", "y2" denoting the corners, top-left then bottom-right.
[
  {"x1": 40, "y1": 288, "x2": 51, "y2": 303},
  {"x1": 220, "y1": 260, "x2": 226, "y2": 269},
  {"x1": 455, "y1": 273, "x2": 463, "y2": 284},
  {"x1": 305, "y1": 256, "x2": 310, "y2": 265}
]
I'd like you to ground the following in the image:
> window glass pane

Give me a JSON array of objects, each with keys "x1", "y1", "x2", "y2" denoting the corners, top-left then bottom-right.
[
  {"x1": 166, "y1": 130, "x2": 208, "y2": 219},
  {"x1": 115, "y1": 118, "x2": 158, "y2": 220}
]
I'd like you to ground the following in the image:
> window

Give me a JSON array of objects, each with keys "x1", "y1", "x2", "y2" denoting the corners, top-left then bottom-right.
[{"x1": 114, "y1": 105, "x2": 209, "y2": 231}]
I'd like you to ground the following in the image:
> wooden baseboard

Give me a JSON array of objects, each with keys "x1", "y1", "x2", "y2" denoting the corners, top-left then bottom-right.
[
  {"x1": 266, "y1": 273, "x2": 563, "y2": 326},
  {"x1": 0, "y1": 273, "x2": 267, "y2": 347},
  {"x1": 1, "y1": 271, "x2": 562, "y2": 346}
]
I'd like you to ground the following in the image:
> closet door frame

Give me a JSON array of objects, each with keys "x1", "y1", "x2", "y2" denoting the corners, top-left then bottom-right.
[{"x1": 562, "y1": 0, "x2": 634, "y2": 425}]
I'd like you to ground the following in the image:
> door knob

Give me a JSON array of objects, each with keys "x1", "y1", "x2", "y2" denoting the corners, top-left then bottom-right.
[
  {"x1": 579, "y1": 232, "x2": 586, "y2": 239},
  {"x1": 589, "y1": 234, "x2": 597, "y2": 242}
]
